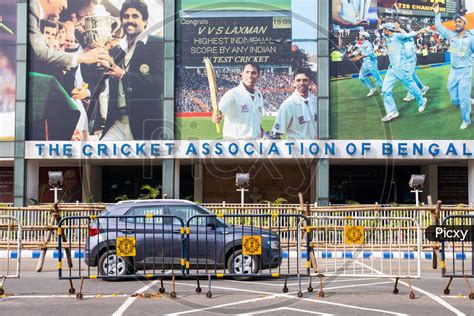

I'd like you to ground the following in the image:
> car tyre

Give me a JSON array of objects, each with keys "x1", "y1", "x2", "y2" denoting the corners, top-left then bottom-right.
[
  {"x1": 98, "y1": 249, "x2": 133, "y2": 277},
  {"x1": 227, "y1": 249, "x2": 260, "y2": 280}
]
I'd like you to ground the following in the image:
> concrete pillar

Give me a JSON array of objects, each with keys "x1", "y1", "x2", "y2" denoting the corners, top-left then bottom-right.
[
  {"x1": 13, "y1": 1, "x2": 28, "y2": 206},
  {"x1": 25, "y1": 160, "x2": 39, "y2": 204},
  {"x1": 310, "y1": 162, "x2": 317, "y2": 203},
  {"x1": 174, "y1": 159, "x2": 180, "y2": 199},
  {"x1": 193, "y1": 162, "x2": 203, "y2": 202},
  {"x1": 468, "y1": 161, "x2": 474, "y2": 206},
  {"x1": 162, "y1": 160, "x2": 175, "y2": 198},
  {"x1": 82, "y1": 164, "x2": 102, "y2": 203},
  {"x1": 421, "y1": 164, "x2": 438, "y2": 204},
  {"x1": 317, "y1": 0, "x2": 329, "y2": 140},
  {"x1": 316, "y1": 159, "x2": 330, "y2": 206}
]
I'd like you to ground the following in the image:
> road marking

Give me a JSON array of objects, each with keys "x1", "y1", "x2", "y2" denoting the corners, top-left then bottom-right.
[
  {"x1": 397, "y1": 280, "x2": 465, "y2": 316},
  {"x1": 237, "y1": 306, "x2": 333, "y2": 315},
  {"x1": 165, "y1": 294, "x2": 282, "y2": 316},
  {"x1": 353, "y1": 261, "x2": 465, "y2": 316},
  {"x1": 227, "y1": 276, "x2": 392, "y2": 287},
  {"x1": 1, "y1": 294, "x2": 129, "y2": 299},
  {"x1": 228, "y1": 280, "x2": 298, "y2": 288},
  {"x1": 322, "y1": 277, "x2": 385, "y2": 283},
  {"x1": 168, "y1": 281, "x2": 402, "y2": 315},
  {"x1": 112, "y1": 280, "x2": 159, "y2": 316},
  {"x1": 441, "y1": 295, "x2": 468, "y2": 299},
  {"x1": 325, "y1": 280, "x2": 393, "y2": 290},
  {"x1": 296, "y1": 296, "x2": 404, "y2": 315}
]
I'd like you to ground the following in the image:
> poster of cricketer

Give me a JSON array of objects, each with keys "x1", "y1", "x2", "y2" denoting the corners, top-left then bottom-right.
[
  {"x1": 330, "y1": 0, "x2": 474, "y2": 140},
  {"x1": 27, "y1": 0, "x2": 164, "y2": 142},
  {"x1": 0, "y1": 0, "x2": 16, "y2": 141},
  {"x1": 175, "y1": 0, "x2": 318, "y2": 140}
]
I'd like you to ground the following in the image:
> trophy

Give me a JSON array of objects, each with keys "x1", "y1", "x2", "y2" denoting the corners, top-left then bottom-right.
[
  {"x1": 83, "y1": 15, "x2": 121, "y2": 48},
  {"x1": 358, "y1": 0, "x2": 371, "y2": 22}
]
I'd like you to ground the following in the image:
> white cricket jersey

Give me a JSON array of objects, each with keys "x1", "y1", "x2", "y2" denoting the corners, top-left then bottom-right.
[
  {"x1": 219, "y1": 82, "x2": 263, "y2": 139},
  {"x1": 272, "y1": 92, "x2": 318, "y2": 140},
  {"x1": 340, "y1": 0, "x2": 361, "y2": 24}
]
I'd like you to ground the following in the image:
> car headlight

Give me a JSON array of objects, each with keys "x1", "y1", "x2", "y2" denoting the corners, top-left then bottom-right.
[{"x1": 270, "y1": 240, "x2": 279, "y2": 250}]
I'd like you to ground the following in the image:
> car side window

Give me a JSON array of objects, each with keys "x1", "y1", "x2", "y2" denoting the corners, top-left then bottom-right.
[
  {"x1": 169, "y1": 205, "x2": 206, "y2": 226},
  {"x1": 125, "y1": 206, "x2": 164, "y2": 225}
]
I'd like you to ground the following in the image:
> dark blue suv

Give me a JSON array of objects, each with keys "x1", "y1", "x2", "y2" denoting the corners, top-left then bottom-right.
[{"x1": 84, "y1": 200, "x2": 282, "y2": 277}]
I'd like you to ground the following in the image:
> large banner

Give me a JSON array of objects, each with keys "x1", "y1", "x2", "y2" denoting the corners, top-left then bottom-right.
[
  {"x1": 38, "y1": 167, "x2": 82, "y2": 203},
  {"x1": 27, "y1": 0, "x2": 164, "y2": 141},
  {"x1": 0, "y1": 0, "x2": 16, "y2": 141},
  {"x1": 176, "y1": 0, "x2": 318, "y2": 141},
  {"x1": 330, "y1": 0, "x2": 474, "y2": 140}
]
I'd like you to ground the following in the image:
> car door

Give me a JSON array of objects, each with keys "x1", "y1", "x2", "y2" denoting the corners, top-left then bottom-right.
[
  {"x1": 123, "y1": 205, "x2": 166, "y2": 270},
  {"x1": 168, "y1": 205, "x2": 225, "y2": 270}
]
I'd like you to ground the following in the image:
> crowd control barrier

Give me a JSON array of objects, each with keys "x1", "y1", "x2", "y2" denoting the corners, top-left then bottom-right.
[
  {"x1": 0, "y1": 216, "x2": 22, "y2": 295},
  {"x1": 440, "y1": 215, "x2": 474, "y2": 299},
  {"x1": 58, "y1": 215, "x2": 186, "y2": 299},
  {"x1": 184, "y1": 214, "x2": 311, "y2": 297},
  {"x1": 307, "y1": 215, "x2": 421, "y2": 299},
  {"x1": 58, "y1": 213, "x2": 311, "y2": 299}
]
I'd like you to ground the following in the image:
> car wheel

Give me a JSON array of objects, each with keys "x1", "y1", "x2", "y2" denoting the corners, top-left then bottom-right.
[
  {"x1": 227, "y1": 249, "x2": 260, "y2": 280},
  {"x1": 98, "y1": 249, "x2": 132, "y2": 277}
]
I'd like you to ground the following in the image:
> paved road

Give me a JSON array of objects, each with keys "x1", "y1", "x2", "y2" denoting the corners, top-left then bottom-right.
[{"x1": 1, "y1": 259, "x2": 473, "y2": 315}]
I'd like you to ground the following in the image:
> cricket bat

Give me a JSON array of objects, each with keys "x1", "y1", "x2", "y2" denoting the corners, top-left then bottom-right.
[
  {"x1": 204, "y1": 58, "x2": 221, "y2": 134},
  {"x1": 0, "y1": 22, "x2": 14, "y2": 35}
]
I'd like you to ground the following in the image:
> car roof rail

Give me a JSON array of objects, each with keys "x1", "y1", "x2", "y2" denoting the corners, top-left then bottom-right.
[{"x1": 116, "y1": 199, "x2": 194, "y2": 205}]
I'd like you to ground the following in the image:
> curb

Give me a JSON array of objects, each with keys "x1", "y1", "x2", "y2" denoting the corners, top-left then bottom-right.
[
  {"x1": 1, "y1": 250, "x2": 471, "y2": 260},
  {"x1": 282, "y1": 251, "x2": 472, "y2": 260}
]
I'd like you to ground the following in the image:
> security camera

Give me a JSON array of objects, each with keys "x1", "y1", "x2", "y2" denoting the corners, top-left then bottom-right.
[
  {"x1": 235, "y1": 173, "x2": 250, "y2": 187},
  {"x1": 48, "y1": 171, "x2": 64, "y2": 187},
  {"x1": 409, "y1": 174, "x2": 425, "y2": 190}
]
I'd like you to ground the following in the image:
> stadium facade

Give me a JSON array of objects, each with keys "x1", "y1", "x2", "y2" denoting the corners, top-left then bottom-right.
[{"x1": 1, "y1": 0, "x2": 474, "y2": 206}]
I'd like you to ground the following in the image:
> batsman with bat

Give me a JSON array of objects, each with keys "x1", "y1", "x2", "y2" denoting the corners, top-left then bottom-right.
[{"x1": 211, "y1": 62, "x2": 265, "y2": 139}]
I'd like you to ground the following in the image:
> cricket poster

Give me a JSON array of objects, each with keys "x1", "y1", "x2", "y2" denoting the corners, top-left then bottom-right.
[
  {"x1": 26, "y1": 0, "x2": 165, "y2": 142},
  {"x1": 330, "y1": 0, "x2": 474, "y2": 140},
  {"x1": 175, "y1": 0, "x2": 318, "y2": 140},
  {"x1": 0, "y1": 0, "x2": 16, "y2": 140}
]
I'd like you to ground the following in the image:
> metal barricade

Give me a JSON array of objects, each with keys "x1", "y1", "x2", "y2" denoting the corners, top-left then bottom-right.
[
  {"x1": 185, "y1": 214, "x2": 311, "y2": 297},
  {"x1": 0, "y1": 216, "x2": 22, "y2": 295},
  {"x1": 58, "y1": 214, "x2": 186, "y2": 299},
  {"x1": 440, "y1": 215, "x2": 474, "y2": 299},
  {"x1": 307, "y1": 215, "x2": 421, "y2": 299}
]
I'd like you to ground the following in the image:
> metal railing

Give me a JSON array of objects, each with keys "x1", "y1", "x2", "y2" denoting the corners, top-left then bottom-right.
[
  {"x1": 0, "y1": 215, "x2": 22, "y2": 295},
  {"x1": 57, "y1": 213, "x2": 310, "y2": 298},
  {"x1": 440, "y1": 214, "x2": 474, "y2": 299},
  {"x1": 307, "y1": 215, "x2": 421, "y2": 298},
  {"x1": 1, "y1": 202, "x2": 474, "y2": 251}
]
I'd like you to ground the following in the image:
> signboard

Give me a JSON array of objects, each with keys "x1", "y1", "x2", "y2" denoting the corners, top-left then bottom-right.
[
  {"x1": 242, "y1": 235, "x2": 262, "y2": 255},
  {"x1": 26, "y1": 140, "x2": 474, "y2": 160},
  {"x1": 344, "y1": 226, "x2": 365, "y2": 245},
  {"x1": 378, "y1": 0, "x2": 457, "y2": 15},
  {"x1": 0, "y1": 167, "x2": 13, "y2": 203},
  {"x1": 116, "y1": 237, "x2": 137, "y2": 257},
  {"x1": 178, "y1": 17, "x2": 291, "y2": 67}
]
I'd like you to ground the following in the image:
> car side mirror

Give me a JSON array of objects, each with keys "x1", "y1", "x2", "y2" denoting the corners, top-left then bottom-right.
[{"x1": 207, "y1": 217, "x2": 217, "y2": 229}]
